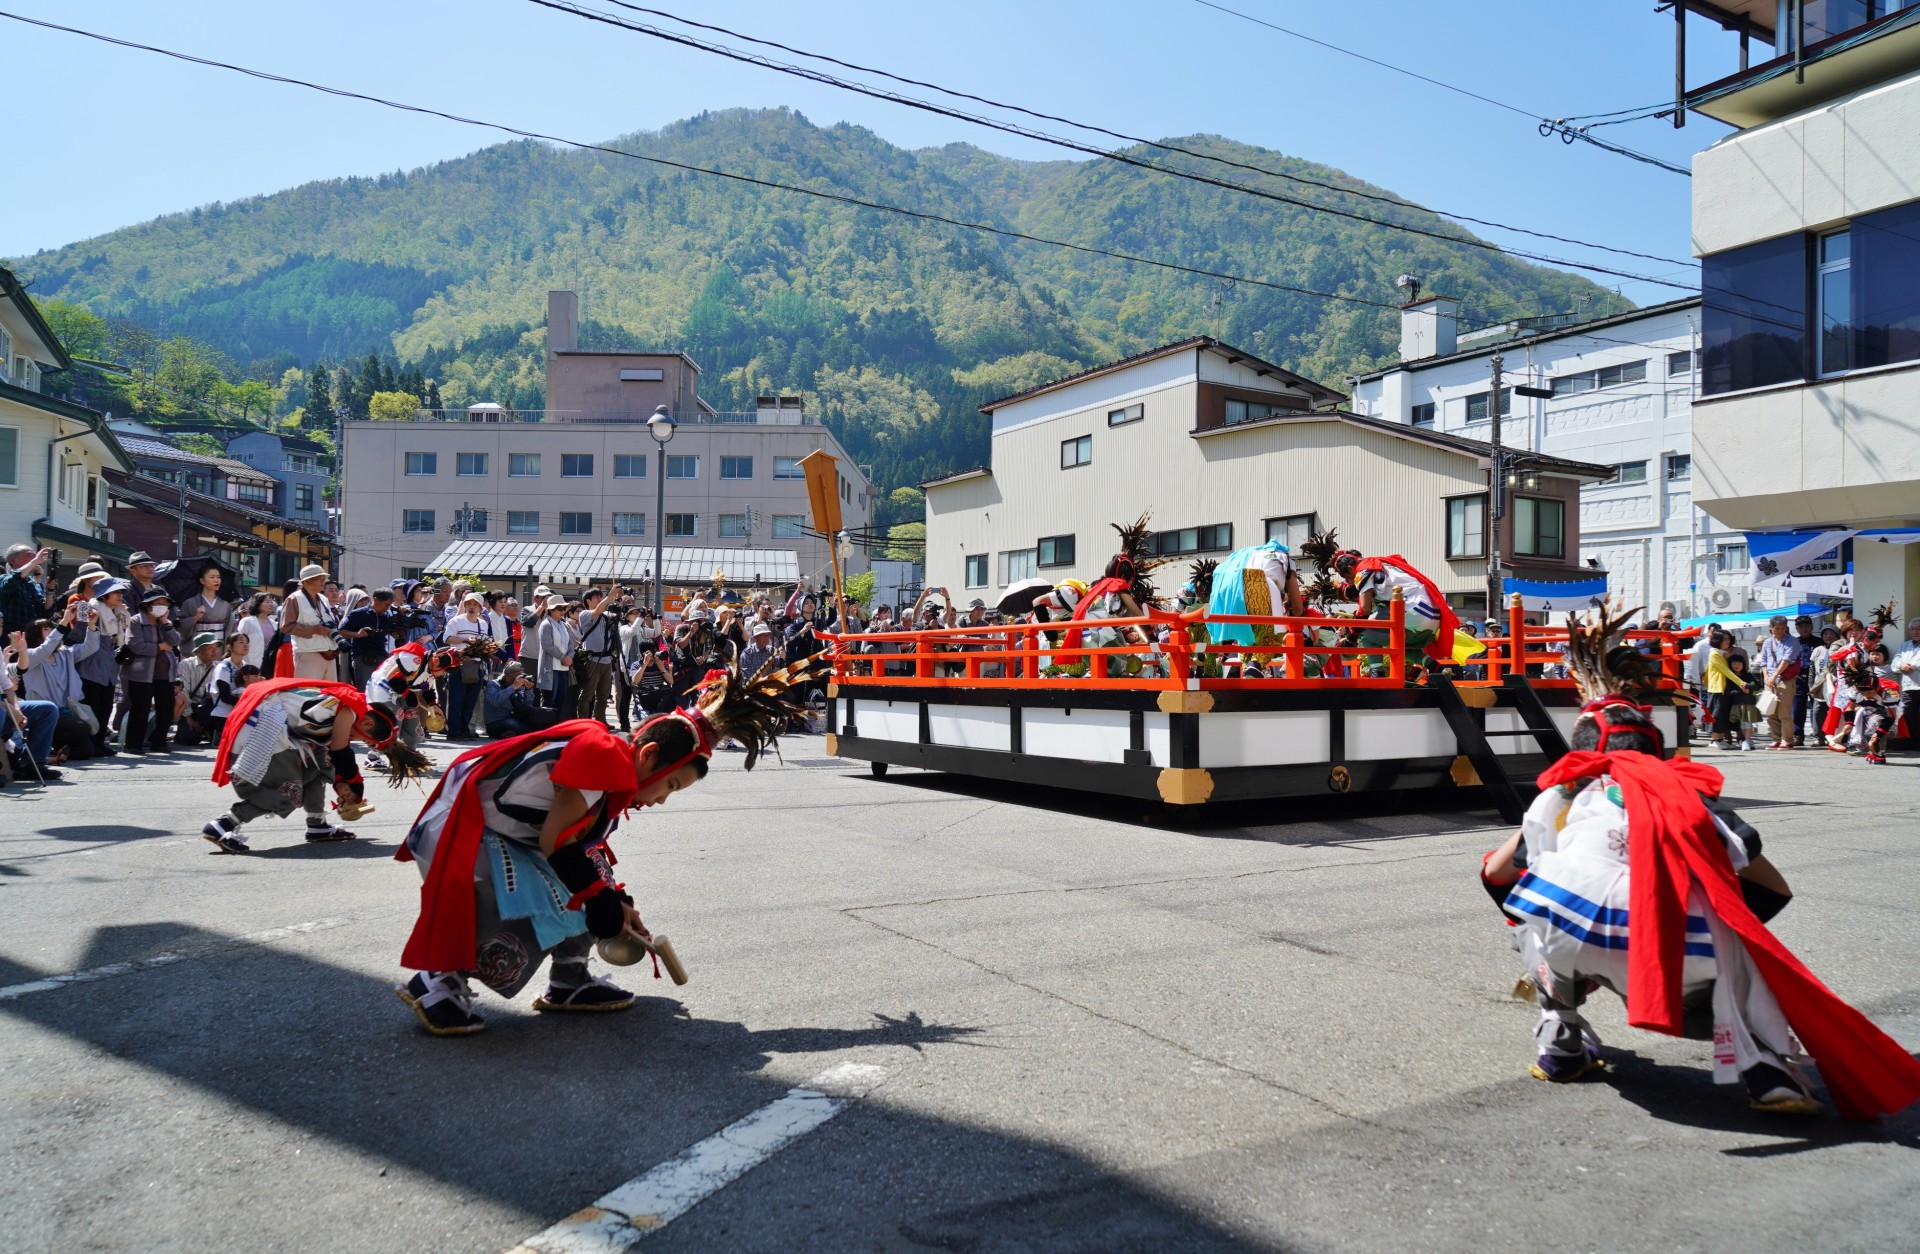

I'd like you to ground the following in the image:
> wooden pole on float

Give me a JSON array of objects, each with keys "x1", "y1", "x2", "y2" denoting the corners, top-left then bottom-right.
[{"x1": 799, "y1": 449, "x2": 846, "y2": 634}]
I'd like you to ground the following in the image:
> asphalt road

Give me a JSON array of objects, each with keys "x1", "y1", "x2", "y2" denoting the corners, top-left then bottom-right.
[{"x1": 2, "y1": 734, "x2": 1916, "y2": 1252}]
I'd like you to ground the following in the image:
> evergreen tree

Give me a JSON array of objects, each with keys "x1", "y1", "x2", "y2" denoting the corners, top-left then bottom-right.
[
  {"x1": 352, "y1": 353, "x2": 383, "y2": 419},
  {"x1": 423, "y1": 378, "x2": 443, "y2": 410},
  {"x1": 333, "y1": 365, "x2": 357, "y2": 420},
  {"x1": 307, "y1": 359, "x2": 331, "y2": 426}
]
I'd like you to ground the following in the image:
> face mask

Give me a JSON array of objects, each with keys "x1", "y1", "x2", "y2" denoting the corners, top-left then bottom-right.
[{"x1": 152, "y1": 607, "x2": 170, "y2": 620}]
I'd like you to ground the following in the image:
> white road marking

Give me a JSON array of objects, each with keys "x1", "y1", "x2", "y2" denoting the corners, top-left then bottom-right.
[
  {"x1": 511, "y1": 1062, "x2": 889, "y2": 1253},
  {"x1": 0, "y1": 917, "x2": 347, "y2": 1002}
]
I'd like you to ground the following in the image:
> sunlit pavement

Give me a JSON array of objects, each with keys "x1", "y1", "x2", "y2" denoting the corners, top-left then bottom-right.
[{"x1": 3, "y1": 737, "x2": 1916, "y2": 1252}]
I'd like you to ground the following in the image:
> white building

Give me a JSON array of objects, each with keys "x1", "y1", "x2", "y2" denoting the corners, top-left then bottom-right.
[
  {"x1": 1351, "y1": 298, "x2": 1768, "y2": 619},
  {"x1": 925, "y1": 337, "x2": 1606, "y2": 613},
  {"x1": 0, "y1": 266, "x2": 132, "y2": 565},
  {"x1": 1663, "y1": 0, "x2": 1920, "y2": 618}
]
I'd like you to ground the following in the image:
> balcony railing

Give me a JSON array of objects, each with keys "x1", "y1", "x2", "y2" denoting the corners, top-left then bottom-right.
[{"x1": 402, "y1": 407, "x2": 817, "y2": 426}]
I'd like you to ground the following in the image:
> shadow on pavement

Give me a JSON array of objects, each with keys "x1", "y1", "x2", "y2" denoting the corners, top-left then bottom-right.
[
  {"x1": 863, "y1": 769, "x2": 1502, "y2": 845},
  {"x1": 0, "y1": 922, "x2": 1260, "y2": 1252},
  {"x1": 1601, "y1": 1050, "x2": 1920, "y2": 1154},
  {"x1": 35, "y1": 825, "x2": 174, "y2": 844}
]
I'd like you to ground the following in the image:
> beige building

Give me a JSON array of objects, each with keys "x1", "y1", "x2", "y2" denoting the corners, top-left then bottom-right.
[
  {"x1": 339, "y1": 292, "x2": 871, "y2": 590},
  {"x1": 0, "y1": 266, "x2": 132, "y2": 564},
  {"x1": 924, "y1": 338, "x2": 1606, "y2": 613}
]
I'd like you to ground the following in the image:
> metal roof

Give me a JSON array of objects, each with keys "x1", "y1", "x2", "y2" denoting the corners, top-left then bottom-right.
[
  {"x1": 979, "y1": 336, "x2": 1348, "y2": 413},
  {"x1": 423, "y1": 541, "x2": 800, "y2": 584}
]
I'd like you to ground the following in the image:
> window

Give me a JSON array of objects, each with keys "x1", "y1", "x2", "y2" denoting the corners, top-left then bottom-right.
[
  {"x1": 86, "y1": 475, "x2": 100, "y2": 519},
  {"x1": 294, "y1": 483, "x2": 316, "y2": 512},
  {"x1": 509, "y1": 453, "x2": 541, "y2": 477},
  {"x1": 233, "y1": 480, "x2": 266, "y2": 503},
  {"x1": 1107, "y1": 403, "x2": 1143, "y2": 427},
  {"x1": 404, "y1": 451, "x2": 436, "y2": 476},
  {"x1": 1665, "y1": 453, "x2": 1691, "y2": 481},
  {"x1": 1000, "y1": 548, "x2": 1037, "y2": 584},
  {"x1": 1464, "y1": 389, "x2": 1512, "y2": 422},
  {"x1": 618, "y1": 367, "x2": 665, "y2": 381},
  {"x1": 666, "y1": 513, "x2": 698, "y2": 537},
  {"x1": 613, "y1": 454, "x2": 648, "y2": 479},
  {"x1": 1666, "y1": 350, "x2": 1696, "y2": 377},
  {"x1": 559, "y1": 511, "x2": 592, "y2": 536},
  {"x1": 773, "y1": 456, "x2": 805, "y2": 479},
  {"x1": 1513, "y1": 497, "x2": 1565, "y2": 559},
  {"x1": 0, "y1": 425, "x2": 17, "y2": 487},
  {"x1": 1036, "y1": 534, "x2": 1075, "y2": 567},
  {"x1": 965, "y1": 554, "x2": 989, "y2": 587},
  {"x1": 1060, "y1": 435, "x2": 1091, "y2": 468},
  {"x1": 1265, "y1": 513, "x2": 1317, "y2": 550},
  {"x1": 1149, "y1": 524, "x2": 1233, "y2": 557},
  {"x1": 456, "y1": 452, "x2": 488, "y2": 476},
  {"x1": 772, "y1": 514, "x2": 805, "y2": 539},
  {"x1": 1410, "y1": 402, "x2": 1436, "y2": 428},
  {"x1": 1817, "y1": 230, "x2": 1852, "y2": 376},
  {"x1": 507, "y1": 511, "x2": 540, "y2": 535},
  {"x1": 1222, "y1": 396, "x2": 1294, "y2": 425},
  {"x1": 1446, "y1": 496, "x2": 1486, "y2": 559},
  {"x1": 720, "y1": 456, "x2": 754, "y2": 480},
  {"x1": 1551, "y1": 360, "x2": 1646, "y2": 396},
  {"x1": 286, "y1": 454, "x2": 319, "y2": 474},
  {"x1": 613, "y1": 512, "x2": 646, "y2": 537},
  {"x1": 718, "y1": 513, "x2": 750, "y2": 538},
  {"x1": 561, "y1": 453, "x2": 594, "y2": 478},
  {"x1": 1716, "y1": 542, "x2": 1750, "y2": 574},
  {"x1": 400, "y1": 566, "x2": 423, "y2": 582},
  {"x1": 1607, "y1": 461, "x2": 1648, "y2": 485},
  {"x1": 667, "y1": 455, "x2": 699, "y2": 479},
  {"x1": 402, "y1": 509, "x2": 436, "y2": 534},
  {"x1": 1855, "y1": 199, "x2": 1920, "y2": 369},
  {"x1": 1702, "y1": 234, "x2": 1807, "y2": 395}
]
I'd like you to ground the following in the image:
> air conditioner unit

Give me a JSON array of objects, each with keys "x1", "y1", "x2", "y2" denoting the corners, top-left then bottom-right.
[{"x1": 1709, "y1": 587, "x2": 1735, "y2": 610}]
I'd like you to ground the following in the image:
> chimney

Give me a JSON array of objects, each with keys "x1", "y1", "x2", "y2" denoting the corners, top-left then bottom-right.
[
  {"x1": 547, "y1": 290, "x2": 579, "y2": 354},
  {"x1": 1399, "y1": 297, "x2": 1458, "y2": 361}
]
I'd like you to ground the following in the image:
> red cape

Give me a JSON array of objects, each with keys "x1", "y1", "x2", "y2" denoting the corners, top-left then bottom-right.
[
  {"x1": 1058, "y1": 576, "x2": 1133, "y2": 659},
  {"x1": 210, "y1": 678, "x2": 369, "y2": 787},
  {"x1": 1352, "y1": 555, "x2": 1460, "y2": 664},
  {"x1": 1538, "y1": 750, "x2": 1920, "y2": 1120},
  {"x1": 396, "y1": 720, "x2": 638, "y2": 972}
]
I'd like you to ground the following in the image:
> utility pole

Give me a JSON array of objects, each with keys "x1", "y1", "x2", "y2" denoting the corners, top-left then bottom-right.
[{"x1": 1486, "y1": 354, "x2": 1505, "y2": 619}]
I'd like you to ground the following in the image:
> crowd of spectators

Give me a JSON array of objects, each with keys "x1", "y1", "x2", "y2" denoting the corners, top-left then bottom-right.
[{"x1": 0, "y1": 545, "x2": 844, "y2": 785}]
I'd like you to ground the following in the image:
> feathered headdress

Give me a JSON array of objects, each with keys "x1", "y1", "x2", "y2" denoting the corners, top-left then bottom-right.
[
  {"x1": 1303, "y1": 569, "x2": 1347, "y2": 611},
  {"x1": 1867, "y1": 600, "x2": 1897, "y2": 632},
  {"x1": 1562, "y1": 598, "x2": 1660, "y2": 704},
  {"x1": 1109, "y1": 512, "x2": 1170, "y2": 607},
  {"x1": 686, "y1": 656, "x2": 819, "y2": 770},
  {"x1": 1298, "y1": 528, "x2": 1343, "y2": 576},
  {"x1": 1186, "y1": 557, "x2": 1218, "y2": 602}
]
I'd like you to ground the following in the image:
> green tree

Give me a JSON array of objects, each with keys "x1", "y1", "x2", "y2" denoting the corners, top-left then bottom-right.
[
  {"x1": 224, "y1": 378, "x2": 276, "y2": 422},
  {"x1": 36, "y1": 298, "x2": 110, "y2": 360},
  {"x1": 277, "y1": 366, "x2": 307, "y2": 415},
  {"x1": 156, "y1": 337, "x2": 232, "y2": 410},
  {"x1": 881, "y1": 521, "x2": 926, "y2": 561},
  {"x1": 351, "y1": 353, "x2": 385, "y2": 419},
  {"x1": 367, "y1": 390, "x2": 423, "y2": 422},
  {"x1": 843, "y1": 571, "x2": 875, "y2": 606},
  {"x1": 307, "y1": 359, "x2": 331, "y2": 423}
]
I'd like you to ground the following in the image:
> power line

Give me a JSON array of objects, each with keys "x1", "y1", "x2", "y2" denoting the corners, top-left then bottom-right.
[
  {"x1": 525, "y1": 0, "x2": 1698, "y2": 293},
  {"x1": 1189, "y1": 0, "x2": 1692, "y2": 176},
  {"x1": 584, "y1": 0, "x2": 1695, "y2": 270},
  {"x1": 0, "y1": 8, "x2": 1408, "y2": 317}
]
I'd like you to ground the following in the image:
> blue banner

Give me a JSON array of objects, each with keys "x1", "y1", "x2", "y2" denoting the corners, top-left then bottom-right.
[{"x1": 1502, "y1": 574, "x2": 1608, "y2": 614}]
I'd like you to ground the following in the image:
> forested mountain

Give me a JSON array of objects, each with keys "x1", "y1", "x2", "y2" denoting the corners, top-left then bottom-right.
[{"x1": 11, "y1": 108, "x2": 1630, "y2": 494}]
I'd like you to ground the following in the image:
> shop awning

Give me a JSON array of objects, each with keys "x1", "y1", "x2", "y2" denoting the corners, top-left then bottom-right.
[
  {"x1": 422, "y1": 540, "x2": 800, "y2": 585},
  {"x1": 1502, "y1": 573, "x2": 1608, "y2": 614},
  {"x1": 30, "y1": 521, "x2": 133, "y2": 564}
]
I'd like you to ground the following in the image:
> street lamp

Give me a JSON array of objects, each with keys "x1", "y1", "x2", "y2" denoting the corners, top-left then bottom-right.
[{"x1": 646, "y1": 404, "x2": 675, "y2": 616}]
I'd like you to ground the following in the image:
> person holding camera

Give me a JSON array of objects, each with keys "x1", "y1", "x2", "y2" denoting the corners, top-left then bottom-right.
[
  {"x1": 16, "y1": 602, "x2": 102, "y2": 763},
  {"x1": 572, "y1": 587, "x2": 621, "y2": 724},
  {"x1": 0, "y1": 544, "x2": 56, "y2": 638}
]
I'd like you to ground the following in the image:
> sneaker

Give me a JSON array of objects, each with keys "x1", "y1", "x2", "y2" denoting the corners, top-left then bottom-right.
[
  {"x1": 1744, "y1": 1061, "x2": 1821, "y2": 1114},
  {"x1": 201, "y1": 820, "x2": 250, "y2": 855},
  {"x1": 395, "y1": 972, "x2": 485, "y2": 1036},
  {"x1": 1530, "y1": 1046, "x2": 1606, "y2": 1083},
  {"x1": 1741, "y1": 742, "x2": 1754, "y2": 752},
  {"x1": 532, "y1": 974, "x2": 635, "y2": 1013},
  {"x1": 365, "y1": 752, "x2": 387, "y2": 771},
  {"x1": 1866, "y1": 753, "x2": 1888, "y2": 765}
]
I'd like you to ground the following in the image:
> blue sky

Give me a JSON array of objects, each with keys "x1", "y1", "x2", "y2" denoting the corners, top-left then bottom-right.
[{"x1": 3, "y1": 1, "x2": 1754, "y2": 308}]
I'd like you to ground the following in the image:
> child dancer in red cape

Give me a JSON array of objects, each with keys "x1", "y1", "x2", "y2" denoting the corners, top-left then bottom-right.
[
  {"x1": 1481, "y1": 602, "x2": 1920, "y2": 1119},
  {"x1": 393, "y1": 658, "x2": 811, "y2": 1036}
]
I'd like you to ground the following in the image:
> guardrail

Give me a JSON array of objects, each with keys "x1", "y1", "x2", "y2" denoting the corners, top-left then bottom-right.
[{"x1": 824, "y1": 591, "x2": 1696, "y2": 693}]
